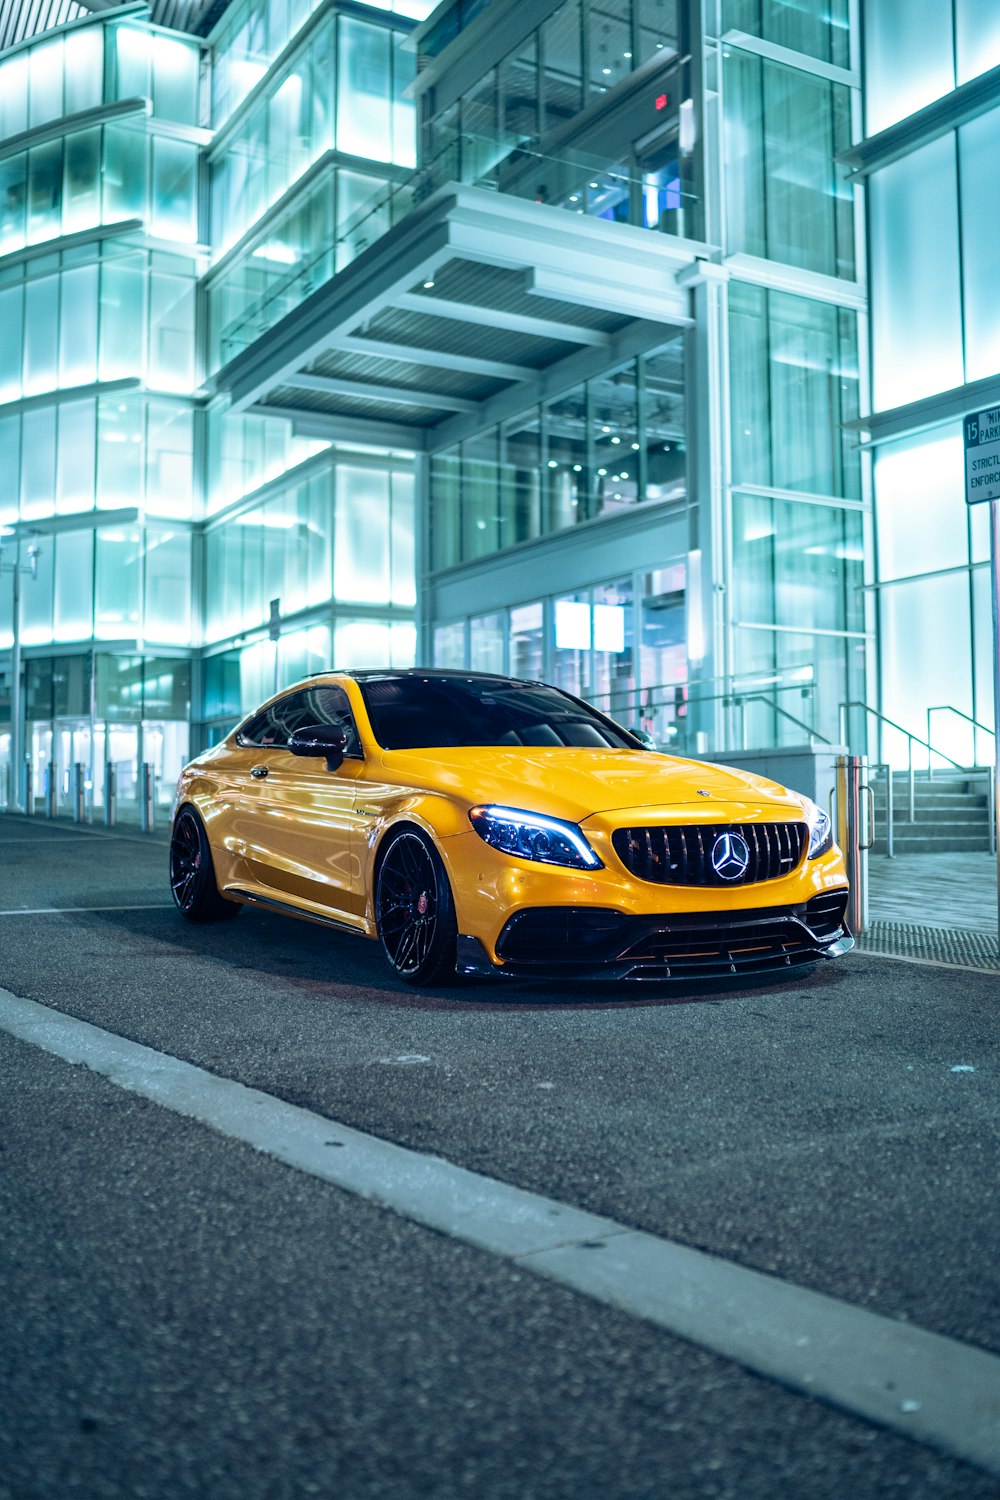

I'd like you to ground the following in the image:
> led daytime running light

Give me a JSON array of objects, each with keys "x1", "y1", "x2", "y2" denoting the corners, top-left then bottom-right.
[{"x1": 469, "y1": 804, "x2": 602, "y2": 869}]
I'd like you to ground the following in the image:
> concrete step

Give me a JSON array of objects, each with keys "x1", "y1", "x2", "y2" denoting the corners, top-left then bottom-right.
[{"x1": 872, "y1": 832, "x2": 992, "y2": 854}]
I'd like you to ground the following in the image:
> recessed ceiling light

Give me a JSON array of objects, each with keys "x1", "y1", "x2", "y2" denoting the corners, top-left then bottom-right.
[
  {"x1": 547, "y1": 459, "x2": 558, "y2": 467},
  {"x1": 631, "y1": 441, "x2": 640, "y2": 449},
  {"x1": 589, "y1": 181, "x2": 599, "y2": 188},
  {"x1": 611, "y1": 435, "x2": 621, "y2": 444},
  {"x1": 422, "y1": 279, "x2": 434, "y2": 289},
  {"x1": 601, "y1": 425, "x2": 611, "y2": 433},
  {"x1": 572, "y1": 464, "x2": 582, "y2": 472},
  {"x1": 597, "y1": 468, "x2": 607, "y2": 476},
  {"x1": 620, "y1": 470, "x2": 629, "y2": 479},
  {"x1": 569, "y1": 194, "x2": 579, "y2": 202}
]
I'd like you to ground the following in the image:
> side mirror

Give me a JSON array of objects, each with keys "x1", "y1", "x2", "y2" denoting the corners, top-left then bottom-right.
[
  {"x1": 288, "y1": 723, "x2": 347, "y2": 772},
  {"x1": 631, "y1": 728, "x2": 658, "y2": 751}
]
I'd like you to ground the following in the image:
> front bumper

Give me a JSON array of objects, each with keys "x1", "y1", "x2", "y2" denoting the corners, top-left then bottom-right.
[{"x1": 455, "y1": 889, "x2": 853, "y2": 982}]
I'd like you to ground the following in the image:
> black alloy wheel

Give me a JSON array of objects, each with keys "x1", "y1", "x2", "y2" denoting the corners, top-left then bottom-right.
[
  {"x1": 375, "y1": 828, "x2": 457, "y2": 985},
  {"x1": 169, "y1": 807, "x2": 240, "y2": 923}
]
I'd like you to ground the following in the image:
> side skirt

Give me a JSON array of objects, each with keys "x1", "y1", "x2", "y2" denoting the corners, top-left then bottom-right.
[{"x1": 228, "y1": 888, "x2": 373, "y2": 939}]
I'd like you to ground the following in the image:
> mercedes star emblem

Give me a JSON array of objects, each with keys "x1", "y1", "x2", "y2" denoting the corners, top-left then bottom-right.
[{"x1": 711, "y1": 831, "x2": 751, "y2": 881}]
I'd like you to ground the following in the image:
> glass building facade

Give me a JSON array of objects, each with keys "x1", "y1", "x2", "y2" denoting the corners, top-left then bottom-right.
[{"x1": 0, "y1": 0, "x2": 995, "y2": 819}]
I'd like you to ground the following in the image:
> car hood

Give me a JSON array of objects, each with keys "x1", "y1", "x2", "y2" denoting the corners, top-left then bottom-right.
[{"x1": 378, "y1": 747, "x2": 803, "y2": 823}]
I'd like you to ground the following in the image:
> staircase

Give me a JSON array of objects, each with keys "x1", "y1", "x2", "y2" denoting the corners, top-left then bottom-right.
[{"x1": 870, "y1": 769, "x2": 994, "y2": 855}]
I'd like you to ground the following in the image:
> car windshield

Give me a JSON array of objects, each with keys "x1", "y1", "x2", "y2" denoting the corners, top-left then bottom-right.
[{"x1": 358, "y1": 675, "x2": 638, "y2": 751}]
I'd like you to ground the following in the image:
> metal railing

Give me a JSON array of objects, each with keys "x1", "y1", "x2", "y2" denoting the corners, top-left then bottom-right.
[{"x1": 839, "y1": 702, "x2": 964, "y2": 823}]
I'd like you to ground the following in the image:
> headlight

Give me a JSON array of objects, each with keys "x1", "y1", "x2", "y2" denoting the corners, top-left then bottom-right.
[
  {"x1": 804, "y1": 798, "x2": 833, "y2": 858},
  {"x1": 468, "y1": 805, "x2": 603, "y2": 870}
]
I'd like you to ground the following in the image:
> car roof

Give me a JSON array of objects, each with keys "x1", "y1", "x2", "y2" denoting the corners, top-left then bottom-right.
[{"x1": 309, "y1": 669, "x2": 544, "y2": 688}]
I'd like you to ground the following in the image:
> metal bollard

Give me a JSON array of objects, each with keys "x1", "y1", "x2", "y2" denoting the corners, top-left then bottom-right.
[
  {"x1": 104, "y1": 761, "x2": 116, "y2": 828},
  {"x1": 140, "y1": 762, "x2": 155, "y2": 833},
  {"x1": 832, "y1": 754, "x2": 875, "y2": 937},
  {"x1": 46, "y1": 760, "x2": 58, "y2": 819},
  {"x1": 73, "y1": 762, "x2": 86, "y2": 824},
  {"x1": 24, "y1": 758, "x2": 34, "y2": 817}
]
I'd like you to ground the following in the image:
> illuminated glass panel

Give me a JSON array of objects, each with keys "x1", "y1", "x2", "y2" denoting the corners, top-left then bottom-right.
[
  {"x1": 879, "y1": 574, "x2": 972, "y2": 766},
  {"x1": 959, "y1": 109, "x2": 1000, "y2": 385},
  {"x1": 335, "y1": 465, "x2": 391, "y2": 603},
  {"x1": 730, "y1": 282, "x2": 860, "y2": 497},
  {"x1": 869, "y1": 138, "x2": 962, "y2": 410},
  {"x1": 956, "y1": 0, "x2": 1000, "y2": 84},
  {"x1": 97, "y1": 398, "x2": 144, "y2": 509},
  {"x1": 724, "y1": 49, "x2": 854, "y2": 279},
  {"x1": 0, "y1": 154, "x2": 27, "y2": 255},
  {"x1": 27, "y1": 139, "x2": 63, "y2": 244},
  {"x1": 54, "y1": 530, "x2": 94, "y2": 642},
  {"x1": 723, "y1": 0, "x2": 848, "y2": 67},
  {"x1": 0, "y1": 287, "x2": 23, "y2": 402},
  {"x1": 102, "y1": 122, "x2": 146, "y2": 223},
  {"x1": 150, "y1": 137, "x2": 198, "y2": 243},
  {"x1": 23, "y1": 277, "x2": 59, "y2": 396},
  {"x1": 58, "y1": 264, "x2": 99, "y2": 387},
  {"x1": 95, "y1": 526, "x2": 142, "y2": 638},
  {"x1": 63, "y1": 26, "x2": 104, "y2": 115},
  {"x1": 864, "y1": 0, "x2": 954, "y2": 135},
  {"x1": 56, "y1": 400, "x2": 97, "y2": 514},
  {"x1": 144, "y1": 528, "x2": 192, "y2": 644},
  {"x1": 874, "y1": 426, "x2": 966, "y2": 582},
  {"x1": 0, "y1": 53, "x2": 29, "y2": 137},
  {"x1": 98, "y1": 253, "x2": 147, "y2": 382},
  {"x1": 28, "y1": 38, "x2": 64, "y2": 128},
  {"x1": 0, "y1": 416, "x2": 20, "y2": 524},
  {"x1": 148, "y1": 269, "x2": 196, "y2": 392},
  {"x1": 21, "y1": 407, "x2": 56, "y2": 520},
  {"x1": 63, "y1": 129, "x2": 101, "y2": 235},
  {"x1": 146, "y1": 403, "x2": 194, "y2": 518}
]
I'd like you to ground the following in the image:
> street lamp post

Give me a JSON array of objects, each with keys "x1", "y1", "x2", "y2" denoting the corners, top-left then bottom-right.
[{"x1": 1, "y1": 531, "x2": 41, "y2": 814}]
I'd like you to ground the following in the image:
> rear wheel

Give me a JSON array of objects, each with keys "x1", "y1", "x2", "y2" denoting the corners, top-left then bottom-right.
[
  {"x1": 169, "y1": 807, "x2": 240, "y2": 923},
  {"x1": 375, "y1": 828, "x2": 457, "y2": 985}
]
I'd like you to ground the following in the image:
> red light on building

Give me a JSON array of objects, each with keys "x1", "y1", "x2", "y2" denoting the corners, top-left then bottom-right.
[{"x1": 655, "y1": 93, "x2": 668, "y2": 110}]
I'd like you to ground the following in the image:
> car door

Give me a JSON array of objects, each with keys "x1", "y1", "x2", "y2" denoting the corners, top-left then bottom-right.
[{"x1": 228, "y1": 685, "x2": 368, "y2": 920}]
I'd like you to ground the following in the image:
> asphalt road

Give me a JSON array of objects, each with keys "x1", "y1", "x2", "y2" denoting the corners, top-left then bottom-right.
[{"x1": 1, "y1": 815, "x2": 998, "y2": 1500}]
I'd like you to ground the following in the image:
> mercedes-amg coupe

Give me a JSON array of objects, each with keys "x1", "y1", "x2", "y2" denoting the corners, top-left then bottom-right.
[{"x1": 169, "y1": 670, "x2": 853, "y2": 984}]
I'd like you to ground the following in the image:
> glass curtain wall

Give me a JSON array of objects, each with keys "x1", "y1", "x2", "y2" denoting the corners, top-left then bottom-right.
[
  {"x1": 420, "y1": 0, "x2": 694, "y2": 237},
  {"x1": 723, "y1": 44, "x2": 854, "y2": 279},
  {"x1": 429, "y1": 338, "x2": 686, "y2": 571},
  {"x1": 864, "y1": 0, "x2": 1000, "y2": 134},
  {"x1": 209, "y1": 7, "x2": 416, "y2": 255},
  {"x1": 728, "y1": 282, "x2": 863, "y2": 746},
  {"x1": 207, "y1": 160, "x2": 404, "y2": 368}
]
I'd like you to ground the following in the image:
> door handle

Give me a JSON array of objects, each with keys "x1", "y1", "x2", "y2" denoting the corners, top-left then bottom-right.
[{"x1": 251, "y1": 765, "x2": 269, "y2": 779}]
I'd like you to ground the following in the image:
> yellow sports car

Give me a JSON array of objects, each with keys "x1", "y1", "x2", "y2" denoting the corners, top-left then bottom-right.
[{"x1": 169, "y1": 670, "x2": 853, "y2": 985}]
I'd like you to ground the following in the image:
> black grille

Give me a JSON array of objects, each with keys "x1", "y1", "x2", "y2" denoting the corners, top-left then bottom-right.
[{"x1": 612, "y1": 821, "x2": 807, "y2": 886}]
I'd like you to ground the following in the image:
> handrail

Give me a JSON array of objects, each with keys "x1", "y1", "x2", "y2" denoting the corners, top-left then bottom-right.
[
  {"x1": 840, "y1": 701, "x2": 964, "y2": 822},
  {"x1": 734, "y1": 694, "x2": 832, "y2": 748},
  {"x1": 927, "y1": 705, "x2": 996, "y2": 777}
]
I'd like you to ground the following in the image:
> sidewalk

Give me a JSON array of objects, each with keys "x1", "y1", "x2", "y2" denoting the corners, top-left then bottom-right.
[{"x1": 862, "y1": 852, "x2": 1000, "y2": 971}]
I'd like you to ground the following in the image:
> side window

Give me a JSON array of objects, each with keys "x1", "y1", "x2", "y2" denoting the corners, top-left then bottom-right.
[
  {"x1": 308, "y1": 685, "x2": 363, "y2": 758},
  {"x1": 236, "y1": 686, "x2": 362, "y2": 756}
]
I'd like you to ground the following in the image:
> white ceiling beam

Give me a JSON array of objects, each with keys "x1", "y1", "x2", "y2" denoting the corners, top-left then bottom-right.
[
  {"x1": 331, "y1": 336, "x2": 538, "y2": 384},
  {"x1": 392, "y1": 292, "x2": 611, "y2": 347},
  {"x1": 283, "y1": 372, "x2": 479, "y2": 414}
]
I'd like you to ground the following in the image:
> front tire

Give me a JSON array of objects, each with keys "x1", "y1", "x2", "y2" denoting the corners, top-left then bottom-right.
[
  {"x1": 169, "y1": 806, "x2": 240, "y2": 923},
  {"x1": 375, "y1": 828, "x2": 457, "y2": 985}
]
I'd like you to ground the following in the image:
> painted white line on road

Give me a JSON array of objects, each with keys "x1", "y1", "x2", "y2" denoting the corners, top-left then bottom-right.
[
  {"x1": 1, "y1": 986, "x2": 998, "y2": 1479},
  {"x1": 0, "y1": 905, "x2": 175, "y2": 917}
]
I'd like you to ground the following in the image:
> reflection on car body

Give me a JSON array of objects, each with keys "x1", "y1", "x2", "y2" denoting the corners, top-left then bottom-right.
[{"x1": 169, "y1": 670, "x2": 853, "y2": 985}]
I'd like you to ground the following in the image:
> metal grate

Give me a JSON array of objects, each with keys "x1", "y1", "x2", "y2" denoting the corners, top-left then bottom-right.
[
  {"x1": 612, "y1": 822, "x2": 807, "y2": 887},
  {"x1": 857, "y1": 922, "x2": 1000, "y2": 971}
]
